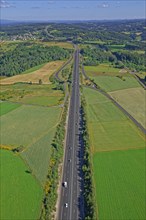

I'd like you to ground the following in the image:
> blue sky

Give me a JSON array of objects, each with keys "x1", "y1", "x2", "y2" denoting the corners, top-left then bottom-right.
[{"x1": 0, "y1": 0, "x2": 145, "y2": 21}]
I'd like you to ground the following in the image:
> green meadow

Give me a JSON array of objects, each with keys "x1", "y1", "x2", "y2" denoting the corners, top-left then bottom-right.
[
  {"x1": 0, "y1": 105, "x2": 61, "y2": 183},
  {"x1": 0, "y1": 150, "x2": 43, "y2": 220},
  {"x1": 0, "y1": 102, "x2": 21, "y2": 116},
  {"x1": 83, "y1": 87, "x2": 145, "y2": 219}
]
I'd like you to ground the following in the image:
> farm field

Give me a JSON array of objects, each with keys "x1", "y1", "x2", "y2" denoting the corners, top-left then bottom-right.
[
  {"x1": 109, "y1": 87, "x2": 146, "y2": 128},
  {"x1": 83, "y1": 87, "x2": 145, "y2": 152},
  {"x1": 93, "y1": 148, "x2": 146, "y2": 220},
  {"x1": 84, "y1": 65, "x2": 141, "y2": 91},
  {"x1": 93, "y1": 75, "x2": 140, "y2": 91},
  {"x1": 0, "y1": 101, "x2": 20, "y2": 116},
  {"x1": 84, "y1": 64, "x2": 122, "y2": 76},
  {"x1": 0, "y1": 61, "x2": 65, "y2": 85},
  {"x1": 0, "y1": 150, "x2": 43, "y2": 220},
  {"x1": 0, "y1": 105, "x2": 61, "y2": 183},
  {"x1": 0, "y1": 83, "x2": 64, "y2": 107},
  {"x1": 83, "y1": 87, "x2": 145, "y2": 219}
]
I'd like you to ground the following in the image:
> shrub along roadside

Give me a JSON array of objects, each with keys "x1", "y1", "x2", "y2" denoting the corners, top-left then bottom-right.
[
  {"x1": 81, "y1": 93, "x2": 97, "y2": 220},
  {"x1": 40, "y1": 100, "x2": 68, "y2": 220}
]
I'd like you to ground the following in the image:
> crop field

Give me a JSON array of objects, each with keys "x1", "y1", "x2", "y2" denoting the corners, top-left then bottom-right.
[
  {"x1": 0, "y1": 150, "x2": 43, "y2": 220},
  {"x1": 0, "y1": 102, "x2": 20, "y2": 116},
  {"x1": 0, "y1": 83, "x2": 64, "y2": 107},
  {"x1": 83, "y1": 87, "x2": 145, "y2": 219},
  {"x1": 0, "y1": 61, "x2": 65, "y2": 85},
  {"x1": 84, "y1": 64, "x2": 122, "y2": 76},
  {"x1": 109, "y1": 87, "x2": 146, "y2": 128},
  {"x1": 83, "y1": 87, "x2": 145, "y2": 152},
  {"x1": 92, "y1": 76, "x2": 140, "y2": 92},
  {"x1": 93, "y1": 148, "x2": 146, "y2": 220},
  {"x1": 0, "y1": 105, "x2": 61, "y2": 183}
]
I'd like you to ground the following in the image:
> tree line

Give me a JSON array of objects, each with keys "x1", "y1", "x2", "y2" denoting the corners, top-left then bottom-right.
[
  {"x1": 0, "y1": 44, "x2": 72, "y2": 76},
  {"x1": 80, "y1": 46, "x2": 146, "y2": 71}
]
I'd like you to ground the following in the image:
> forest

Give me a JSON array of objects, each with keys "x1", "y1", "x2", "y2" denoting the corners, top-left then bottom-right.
[{"x1": 0, "y1": 44, "x2": 71, "y2": 76}]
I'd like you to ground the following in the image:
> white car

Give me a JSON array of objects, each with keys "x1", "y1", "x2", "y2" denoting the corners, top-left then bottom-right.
[
  {"x1": 65, "y1": 203, "x2": 68, "y2": 208},
  {"x1": 63, "y1": 181, "x2": 67, "y2": 187}
]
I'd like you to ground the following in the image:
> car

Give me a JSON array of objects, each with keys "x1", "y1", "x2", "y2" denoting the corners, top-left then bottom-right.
[
  {"x1": 65, "y1": 203, "x2": 68, "y2": 208},
  {"x1": 63, "y1": 181, "x2": 67, "y2": 187},
  {"x1": 68, "y1": 159, "x2": 71, "y2": 162}
]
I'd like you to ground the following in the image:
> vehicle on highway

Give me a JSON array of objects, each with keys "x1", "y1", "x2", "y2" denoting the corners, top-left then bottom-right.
[
  {"x1": 68, "y1": 159, "x2": 71, "y2": 162},
  {"x1": 63, "y1": 181, "x2": 67, "y2": 187},
  {"x1": 64, "y1": 203, "x2": 68, "y2": 208}
]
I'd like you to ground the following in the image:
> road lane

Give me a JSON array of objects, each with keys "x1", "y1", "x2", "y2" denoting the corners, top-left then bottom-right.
[{"x1": 57, "y1": 48, "x2": 82, "y2": 220}]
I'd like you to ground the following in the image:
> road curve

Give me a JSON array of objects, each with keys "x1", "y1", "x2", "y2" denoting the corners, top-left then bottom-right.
[{"x1": 57, "y1": 48, "x2": 83, "y2": 220}]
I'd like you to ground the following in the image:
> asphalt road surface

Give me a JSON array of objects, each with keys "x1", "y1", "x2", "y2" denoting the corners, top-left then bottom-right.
[{"x1": 57, "y1": 49, "x2": 84, "y2": 220}]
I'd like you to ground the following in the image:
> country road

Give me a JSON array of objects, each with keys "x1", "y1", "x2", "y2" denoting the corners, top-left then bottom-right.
[{"x1": 57, "y1": 48, "x2": 84, "y2": 220}]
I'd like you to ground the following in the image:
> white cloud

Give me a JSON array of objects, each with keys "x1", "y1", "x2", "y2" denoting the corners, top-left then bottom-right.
[
  {"x1": 0, "y1": 0, "x2": 14, "y2": 8},
  {"x1": 97, "y1": 2, "x2": 109, "y2": 8}
]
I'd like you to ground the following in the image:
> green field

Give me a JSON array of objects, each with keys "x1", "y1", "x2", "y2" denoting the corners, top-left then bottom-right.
[
  {"x1": 19, "y1": 95, "x2": 63, "y2": 106},
  {"x1": 0, "y1": 83, "x2": 64, "y2": 107},
  {"x1": 110, "y1": 87, "x2": 146, "y2": 129},
  {"x1": 0, "y1": 105, "x2": 61, "y2": 183},
  {"x1": 92, "y1": 76, "x2": 140, "y2": 92},
  {"x1": 0, "y1": 150, "x2": 43, "y2": 220},
  {"x1": 84, "y1": 65, "x2": 141, "y2": 92},
  {"x1": 83, "y1": 87, "x2": 145, "y2": 219},
  {"x1": 84, "y1": 64, "x2": 121, "y2": 76},
  {"x1": 83, "y1": 87, "x2": 145, "y2": 152},
  {"x1": 0, "y1": 102, "x2": 20, "y2": 116},
  {"x1": 93, "y1": 148, "x2": 146, "y2": 220}
]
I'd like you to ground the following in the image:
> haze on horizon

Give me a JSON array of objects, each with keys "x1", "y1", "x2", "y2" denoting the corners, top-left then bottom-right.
[{"x1": 1, "y1": 0, "x2": 145, "y2": 21}]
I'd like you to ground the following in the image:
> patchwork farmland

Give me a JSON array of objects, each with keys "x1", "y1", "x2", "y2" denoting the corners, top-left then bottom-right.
[
  {"x1": 0, "y1": 104, "x2": 61, "y2": 183},
  {"x1": 0, "y1": 58, "x2": 64, "y2": 219},
  {"x1": 83, "y1": 87, "x2": 145, "y2": 219}
]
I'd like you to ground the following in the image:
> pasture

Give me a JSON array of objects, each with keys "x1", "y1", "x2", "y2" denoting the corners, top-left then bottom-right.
[
  {"x1": 83, "y1": 87, "x2": 145, "y2": 219},
  {"x1": 0, "y1": 150, "x2": 43, "y2": 220},
  {"x1": 83, "y1": 87, "x2": 145, "y2": 152},
  {"x1": 93, "y1": 148, "x2": 146, "y2": 220},
  {"x1": 0, "y1": 61, "x2": 65, "y2": 85},
  {"x1": 92, "y1": 76, "x2": 140, "y2": 91},
  {"x1": 84, "y1": 64, "x2": 121, "y2": 76},
  {"x1": 109, "y1": 87, "x2": 146, "y2": 128},
  {"x1": 0, "y1": 102, "x2": 20, "y2": 116},
  {"x1": 0, "y1": 83, "x2": 64, "y2": 107},
  {"x1": 0, "y1": 105, "x2": 61, "y2": 183}
]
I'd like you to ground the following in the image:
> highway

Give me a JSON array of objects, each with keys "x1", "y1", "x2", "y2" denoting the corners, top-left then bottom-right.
[{"x1": 57, "y1": 48, "x2": 84, "y2": 220}]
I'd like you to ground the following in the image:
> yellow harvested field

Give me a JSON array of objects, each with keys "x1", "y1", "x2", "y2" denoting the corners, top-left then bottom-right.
[
  {"x1": 109, "y1": 87, "x2": 146, "y2": 129},
  {"x1": 0, "y1": 61, "x2": 65, "y2": 85}
]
